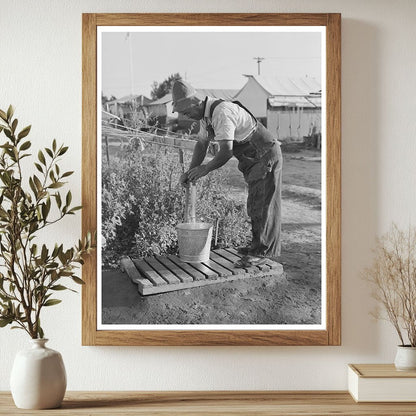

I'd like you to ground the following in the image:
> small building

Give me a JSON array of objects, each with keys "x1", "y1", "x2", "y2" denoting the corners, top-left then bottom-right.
[
  {"x1": 146, "y1": 93, "x2": 175, "y2": 126},
  {"x1": 267, "y1": 94, "x2": 321, "y2": 141},
  {"x1": 105, "y1": 94, "x2": 152, "y2": 126},
  {"x1": 233, "y1": 75, "x2": 321, "y2": 126}
]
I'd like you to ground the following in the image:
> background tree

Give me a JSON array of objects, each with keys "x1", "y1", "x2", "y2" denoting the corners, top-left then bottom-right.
[
  {"x1": 150, "y1": 73, "x2": 182, "y2": 100},
  {"x1": 101, "y1": 93, "x2": 117, "y2": 106}
]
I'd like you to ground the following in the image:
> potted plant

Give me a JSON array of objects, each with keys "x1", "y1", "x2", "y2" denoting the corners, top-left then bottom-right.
[
  {"x1": 0, "y1": 106, "x2": 94, "y2": 408},
  {"x1": 363, "y1": 223, "x2": 416, "y2": 370}
]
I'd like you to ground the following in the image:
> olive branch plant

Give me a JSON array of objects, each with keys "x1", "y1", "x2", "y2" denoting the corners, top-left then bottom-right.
[
  {"x1": 0, "y1": 106, "x2": 94, "y2": 339},
  {"x1": 363, "y1": 223, "x2": 416, "y2": 347}
]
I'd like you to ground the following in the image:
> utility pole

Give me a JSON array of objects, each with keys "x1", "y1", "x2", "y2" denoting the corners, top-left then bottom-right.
[
  {"x1": 126, "y1": 32, "x2": 134, "y2": 96},
  {"x1": 253, "y1": 57, "x2": 264, "y2": 75}
]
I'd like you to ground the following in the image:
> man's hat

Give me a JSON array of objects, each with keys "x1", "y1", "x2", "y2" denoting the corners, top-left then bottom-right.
[{"x1": 172, "y1": 80, "x2": 199, "y2": 113}]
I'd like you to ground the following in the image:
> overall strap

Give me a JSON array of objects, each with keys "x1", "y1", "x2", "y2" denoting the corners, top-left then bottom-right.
[
  {"x1": 232, "y1": 100, "x2": 257, "y2": 122},
  {"x1": 208, "y1": 99, "x2": 224, "y2": 119},
  {"x1": 209, "y1": 98, "x2": 257, "y2": 123}
]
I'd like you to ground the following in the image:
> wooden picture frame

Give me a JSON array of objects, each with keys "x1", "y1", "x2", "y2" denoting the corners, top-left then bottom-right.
[{"x1": 82, "y1": 13, "x2": 341, "y2": 346}]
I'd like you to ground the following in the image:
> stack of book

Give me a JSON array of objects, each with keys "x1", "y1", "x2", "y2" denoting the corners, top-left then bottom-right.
[{"x1": 348, "y1": 364, "x2": 416, "y2": 402}]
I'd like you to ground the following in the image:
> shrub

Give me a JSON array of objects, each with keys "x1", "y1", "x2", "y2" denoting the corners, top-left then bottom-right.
[{"x1": 101, "y1": 145, "x2": 250, "y2": 267}]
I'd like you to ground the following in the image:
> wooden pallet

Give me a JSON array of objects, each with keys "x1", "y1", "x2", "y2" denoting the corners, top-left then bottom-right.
[{"x1": 120, "y1": 248, "x2": 284, "y2": 295}]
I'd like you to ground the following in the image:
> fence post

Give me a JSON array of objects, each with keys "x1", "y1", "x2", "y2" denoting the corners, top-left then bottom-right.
[{"x1": 105, "y1": 135, "x2": 110, "y2": 166}]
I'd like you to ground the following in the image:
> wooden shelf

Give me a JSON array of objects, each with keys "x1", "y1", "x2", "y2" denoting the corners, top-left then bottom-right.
[{"x1": 1, "y1": 391, "x2": 416, "y2": 415}]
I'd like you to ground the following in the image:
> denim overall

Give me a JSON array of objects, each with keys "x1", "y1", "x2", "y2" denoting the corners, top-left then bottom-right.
[{"x1": 209, "y1": 100, "x2": 283, "y2": 257}]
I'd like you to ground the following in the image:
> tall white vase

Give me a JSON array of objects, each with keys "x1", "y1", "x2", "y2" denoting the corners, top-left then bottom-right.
[{"x1": 10, "y1": 339, "x2": 67, "y2": 409}]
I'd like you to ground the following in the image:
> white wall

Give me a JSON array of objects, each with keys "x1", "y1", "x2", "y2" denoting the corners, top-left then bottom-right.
[{"x1": 1, "y1": 0, "x2": 416, "y2": 391}]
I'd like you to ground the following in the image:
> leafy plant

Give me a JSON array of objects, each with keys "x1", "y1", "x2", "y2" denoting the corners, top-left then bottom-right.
[
  {"x1": 101, "y1": 145, "x2": 250, "y2": 267},
  {"x1": 0, "y1": 106, "x2": 94, "y2": 339},
  {"x1": 363, "y1": 224, "x2": 416, "y2": 346}
]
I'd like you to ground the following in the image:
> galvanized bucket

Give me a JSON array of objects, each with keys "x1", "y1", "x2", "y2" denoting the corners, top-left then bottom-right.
[{"x1": 176, "y1": 222, "x2": 212, "y2": 263}]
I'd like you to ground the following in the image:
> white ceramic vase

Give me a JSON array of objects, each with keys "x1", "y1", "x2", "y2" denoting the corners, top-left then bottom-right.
[
  {"x1": 10, "y1": 339, "x2": 67, "y2": 409},
  {"x1": 394, "y1": 345, "x2": 416, "y2": 371}
]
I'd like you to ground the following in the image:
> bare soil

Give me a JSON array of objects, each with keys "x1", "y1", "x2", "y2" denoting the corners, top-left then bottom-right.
[{"x1": 102, "y1": 147, "x2": 322, "y2": 326}]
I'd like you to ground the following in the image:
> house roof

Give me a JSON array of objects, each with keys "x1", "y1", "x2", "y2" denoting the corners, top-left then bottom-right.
[
  {"x1": 109, "y1": 94, "x2": 152, "y2": 105},
  {"x1": 239, "y1": 75, "x2": 321, "y2": 97},
  {"x1": 147, "y1": 93, "x2": 173, "y2": 106},
  {"x1": 268, "y1": 95, "x2": 321, "y2": 108},
  {"x1": 147, "y1": 89, "x2": 239, "y2": 106}
]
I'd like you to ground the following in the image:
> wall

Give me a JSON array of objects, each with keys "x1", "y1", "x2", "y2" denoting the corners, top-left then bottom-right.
[{"x1": 1, "y1": 0, "x2": 416, "y2": 391}]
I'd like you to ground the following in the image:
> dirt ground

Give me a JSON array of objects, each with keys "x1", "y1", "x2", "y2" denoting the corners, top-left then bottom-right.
[{"x1": 102, "y1": 146, "x2": 322, "y2": 325}]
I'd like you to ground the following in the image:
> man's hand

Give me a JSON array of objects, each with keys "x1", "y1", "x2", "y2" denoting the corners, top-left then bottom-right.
[
  {"x1": 180, "y1": 172, "x2": 189, "y2": 187},
  {"x1": 187, "y1": 165, "x2": 208, "y2": 182}
]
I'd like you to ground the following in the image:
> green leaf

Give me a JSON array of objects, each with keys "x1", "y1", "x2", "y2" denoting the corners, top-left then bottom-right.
[
  {"x1": 58, "y1": 146, "x2": 68, "y2": 156},
  {"x1": 52, "y1": 139, "x2": 57, "y2": 152},
  {"x1": 4, "y1": 129, "x2": 12, "y2": 140},
  {"x1": 50, "y1": 285, "x2": 68, "y2": 291},
  {"x1": 33, "y1": 175, "x2": 42, "y2": 192},
  {"x1": 19, "y1": 140, "x2": 31, "y2": 151},
  {"x1": 29, "y1": 177, "x2": 38, "y2": 197},
  {"x1": 31, "y1": 244, "x2": 38, "y2": 256},
  {"x1": 41, "y1": 244, "x2": 48, "y2": 262},
  {"x1": 17, "y1": 125, "x2": 31, "y2": 140},
  {"x1": 61, "y1": 171, "x2": 74, "y2": 178},
  {"x1": 45, "y1": 148, "x2": 53, "y2": 158},
  {"x1": 34, "y1": 163, "x2": 43, "y2": 173},
  {"x1": 0, "y1": 109, "x2": 7, "y2": 121},
  {"x1": 65, "y1": 191, "x2": 72, "y2": 207},
  {"x1": 71, "y1": 276, "x2": 85, "y2": 285},
  {"x1": 38, "y1": 150, "x2": 46, "y2": 165},
  {"x1": 43, "y1": 299, "x2": 62, "y2": 307},
  {"x1": 38, "y1": 325, "x2": 44, "y2": 339},
  {"x1": 55, "y1": 192, "x2": 62, "y2": 208},
  {"x1": 0, "y1": 317, "x2": 13, "y2": 327},
  {"x1": 48, "y1": 182, "x2": 64, "y2": 189},
  {"x1": 69, "y1": 206, "x2": 82, "y2": 213},
  {"x1": 6, "y1": 105, "x2": 14, "y2": 121},
  {"x1": 11, "y1": 119, "x2": 18, "y2": 133},
  {"x1": 41, "y1": 202, "x2": 50, "y2": 221}
]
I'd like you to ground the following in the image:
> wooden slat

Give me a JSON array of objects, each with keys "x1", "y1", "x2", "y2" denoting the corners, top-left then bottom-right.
[
  {"x1": 132, "y1": 258, "x2": 167, "y2": 286},
  {"x1": 120, "y1": 257, "x2": 154, "y2": 292},
  {"x1": 225, "y1": 248, "x2": 278, "y2": 272},
  {"x1": 145, "y1": 257, "x2": 181, "y2": 285},
  {"x1": 224, "y1": 248, "x2": 265, "y2": 273},
  {"x1": 214, "y1": 249, "x2": 271, "y2": 274},
  {"x1": 201, "y1": 259, "x2": 233, "y2": 277},
  {"x1": 188, "y1": 262, "x2": 219, "y2": 279},
  {"x1": 155, "y1": 256, "x2": 194, "y2": 283},
  {"x1": 167, "y1": 255, "x2": 206, "y2": 281},
  {"x1": 203, "y1": 255, "x2": 236, "y2": 276},
  {"x1": 209, "y1": 251, "x2": 240, "y2": 275}
]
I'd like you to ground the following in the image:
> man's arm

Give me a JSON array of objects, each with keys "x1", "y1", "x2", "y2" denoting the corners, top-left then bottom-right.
[
  {"x1": 187, "y1": 140, "x2": 233, "y2": 182},
  {"x1": 189, "y1": 139, "x2": 209, "y2": 169}
]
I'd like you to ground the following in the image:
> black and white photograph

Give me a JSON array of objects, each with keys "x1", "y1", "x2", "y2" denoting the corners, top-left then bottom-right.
[{"x1": 97, "y1": 26, "x2": 325, "y2": 330}]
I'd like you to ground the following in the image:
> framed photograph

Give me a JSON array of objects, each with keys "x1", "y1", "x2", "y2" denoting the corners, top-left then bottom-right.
[{"x1": 82, "y1": 13, "x2": 341, "y2": 346}]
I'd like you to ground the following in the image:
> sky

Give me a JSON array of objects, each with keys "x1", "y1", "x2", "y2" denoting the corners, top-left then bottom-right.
[{"x1": 100, "y1": 28, "x2": 323, "y2": 99}]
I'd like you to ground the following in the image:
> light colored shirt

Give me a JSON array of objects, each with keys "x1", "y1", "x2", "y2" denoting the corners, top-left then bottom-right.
[{"x1": 198, "y1": 97, "x2": 257, "y2": 143}]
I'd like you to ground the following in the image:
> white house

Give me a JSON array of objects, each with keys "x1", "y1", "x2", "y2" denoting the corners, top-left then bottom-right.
[
  {"x1": 267, "y1": 94, "x2": 322, "y2": 141},
  {"x1": 233, "y1": 75, "x2": 321, "y2": 126}
]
